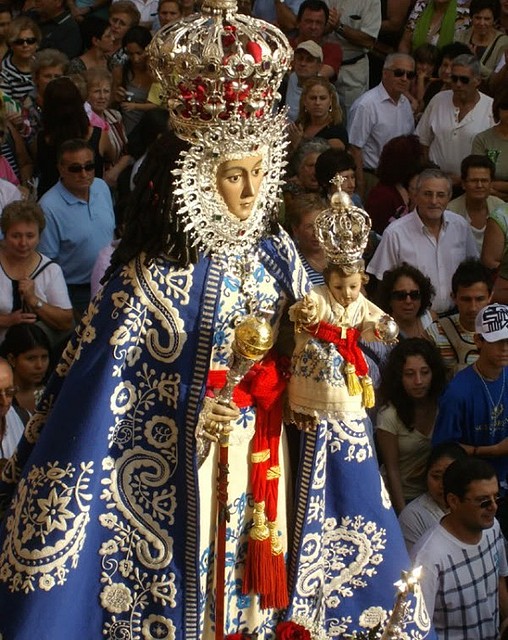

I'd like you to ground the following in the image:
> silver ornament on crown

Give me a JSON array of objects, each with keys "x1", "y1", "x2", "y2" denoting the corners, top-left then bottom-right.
[
  {"x1": 314, "y1": 174, "x2": 372, "y2": 268},
  {"x1": 148, "y1": 0, "x2": 293, "y2": 143}
]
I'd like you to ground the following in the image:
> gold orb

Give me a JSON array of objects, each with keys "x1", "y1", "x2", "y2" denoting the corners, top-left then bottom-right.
[{"x1": 234, "y1": 316, "x2": 274, "y2": 360}]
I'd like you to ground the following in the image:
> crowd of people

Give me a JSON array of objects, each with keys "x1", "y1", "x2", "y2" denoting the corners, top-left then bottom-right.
[{"x1": 0, "y1": 0, "x2": 506, "y2": 637}]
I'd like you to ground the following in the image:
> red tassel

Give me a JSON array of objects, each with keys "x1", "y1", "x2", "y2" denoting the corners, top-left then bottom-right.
[
  {"x1": 260, "y1": 551, "x2": 289, "y2": 609},
  {"x1": 242, "y1": 536, "x2": 272, "y2": 595}
]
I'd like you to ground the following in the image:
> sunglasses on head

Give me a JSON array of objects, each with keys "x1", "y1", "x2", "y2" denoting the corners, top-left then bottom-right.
[
  {"x1": 391, "y1": 289, "x2": 421, "y2": 301},
  {"x1": 451, "y1": 74, "x2": 471, "y2": 84},
  {"x1": 11, "y1": 37, "x2": 37, "y2": 46},
  {"x1": 66, "y1": 162, "x2": 95, "y2": 174},
  {"x1": 389, "y1": 68, "x2": 416, "y2": 79}
]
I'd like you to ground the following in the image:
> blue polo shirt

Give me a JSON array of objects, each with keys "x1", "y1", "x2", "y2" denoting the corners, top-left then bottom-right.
[{"x1": 38, "y1": 178, "x2": 115, "y2": 285}]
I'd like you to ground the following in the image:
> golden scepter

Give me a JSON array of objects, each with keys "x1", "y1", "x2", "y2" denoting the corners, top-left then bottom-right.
[{"x1": 214, "y1": 315, "x2": 274, "y2": 640}]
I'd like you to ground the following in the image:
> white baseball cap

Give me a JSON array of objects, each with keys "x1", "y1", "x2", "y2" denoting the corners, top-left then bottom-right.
[{"x1": 475, "y1": 304, "x2": 508, "y2": 342}]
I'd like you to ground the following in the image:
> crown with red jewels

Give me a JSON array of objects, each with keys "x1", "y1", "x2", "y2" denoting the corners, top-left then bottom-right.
[{"x1": 148, "y1": 0, "x2": 293, "y2": 142}]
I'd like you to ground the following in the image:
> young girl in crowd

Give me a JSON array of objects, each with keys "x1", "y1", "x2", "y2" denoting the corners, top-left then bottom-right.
[
  {"x1": 376, "y1": 338, "x2": 447, "y2": 514},
  {"x1": 0, "y1": 324, "x2": 51, "y2": 417}
]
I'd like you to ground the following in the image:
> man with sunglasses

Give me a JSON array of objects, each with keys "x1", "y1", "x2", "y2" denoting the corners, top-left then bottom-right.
[
  {"x1": 38, "y1": 138, "x2": 115, "y2": 315},
  {"x1": 347, "y1": 52, "x2": 415, "y2": 200},
  {"x1": 416, "y1": 54, "x2": 494, "y2": 189},
  {"x1": 412, "y1": 457, "x2": 508, "y2": 640}
]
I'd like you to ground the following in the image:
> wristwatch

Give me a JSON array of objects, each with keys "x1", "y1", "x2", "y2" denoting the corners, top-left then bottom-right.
[
  {"x1": 34, "y1": 299, "x2": 43, "y2": 310},
  {"x1": 336, "y1": 22, "x2": 345, "y2": 37}
]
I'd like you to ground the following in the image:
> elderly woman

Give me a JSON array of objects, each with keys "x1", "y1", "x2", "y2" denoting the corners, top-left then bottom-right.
[
  {"x1": 456, "y1": 0, "x2": 508, "y2": 79},
  {"x1": 378, "y1": 262, "x2": 437, "y2": 339},
  {"x1": 108, "y1": 0, "x2": 141, "y2": 67},
  {"x1": 0, "y1": 16, "x2": 41, "y2": 107},
  {"x1": 399, "y1": 0, "x2": 471, "y2": 53},
  {"x1": 0, "y1": 201, "x2": 73, "y2": 345},
  {"x1": 86, "y1": 67, "x2": 132, "y2": 185},
  {"x1": 282, "y1": 137, "x2": 330, "y2": 209},
  {"x1": 21, "y1": 48, "x2": 68, "y2": 151}
]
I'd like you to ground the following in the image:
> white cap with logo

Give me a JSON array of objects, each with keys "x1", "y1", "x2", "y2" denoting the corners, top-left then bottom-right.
[{"x1": 475, "y1": 304, "x2": 508, "y2": 342}]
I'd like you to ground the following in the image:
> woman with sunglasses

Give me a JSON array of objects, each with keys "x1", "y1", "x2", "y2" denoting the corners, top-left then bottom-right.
[
  {"x1": 0, "y1": 17, "x2": 41, "y2": 107},
  {"x1": 376, "y1": 337, "x2": 447, "y2": 514},
  {"x1": 377, "y1": 262, "x2": 437, "y2": 339}
]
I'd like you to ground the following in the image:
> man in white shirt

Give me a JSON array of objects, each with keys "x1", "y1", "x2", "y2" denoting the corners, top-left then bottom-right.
[
  {"x1": 412, "y1": 457, "x2": 508, "y2": 640},
  {"x1": 325, "y1": 0, "x2": 381, "y2": 115},
  {"x1": 367, "y1": 169, "x2": 479, "y2": 315},
  {"x1": 347, "y1": 52, "x2": 415, "y2": 199},
  {"x1": 416, "y1": 54, "x2": 494, "y2": 187}
]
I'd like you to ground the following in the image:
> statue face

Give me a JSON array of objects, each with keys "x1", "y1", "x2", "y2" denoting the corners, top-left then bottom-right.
[{"x1": 216, "y1": 155, "x2": 264, "y2": 221}]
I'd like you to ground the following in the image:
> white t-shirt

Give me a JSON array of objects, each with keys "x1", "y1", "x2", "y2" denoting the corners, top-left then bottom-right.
[
  {"x1": 398, "y1": 492, "x2": 445, "y2": 552},
  {"x1": 416, "y1": 90, "x2": 494, "y2": 175},
  {"x1": 0, "y1": 253, "x2": 72, "y2": 343}
]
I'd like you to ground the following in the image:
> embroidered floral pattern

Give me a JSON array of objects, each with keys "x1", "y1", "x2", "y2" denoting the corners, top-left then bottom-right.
[{"x1": 0, "y1": 461, "x2": 94, "y2": 592}]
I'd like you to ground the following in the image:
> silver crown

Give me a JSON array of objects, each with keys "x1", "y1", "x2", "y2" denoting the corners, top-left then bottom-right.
[
  {"x1": 148, "y1": 0, "x2": 293, "y2": 142},
  {"x1": 314, "y1": 175, "x2": 372, "y2": 266}
]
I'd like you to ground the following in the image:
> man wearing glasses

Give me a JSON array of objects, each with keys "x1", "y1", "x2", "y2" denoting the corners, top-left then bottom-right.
[
  {"x1": 38, "y1": 138, "x2": 115, "y2": 316},
  {"x1": 411, "y1": 457, "x2": 508, "y2": 640},
  {"x1": 0, "y1": 359, "x2": 24, "y2": 466},
  {"x1": 347, "y1": 52, "x2": 415, "y2": 200},
  {"x1": 416, "y1": 54, "x2": 494, "y2": 191}
]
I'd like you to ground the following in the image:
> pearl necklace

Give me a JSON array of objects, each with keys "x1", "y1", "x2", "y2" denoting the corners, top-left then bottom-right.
[{"x1": 474, "y1": 364, "x2": 506, "y2": 427}]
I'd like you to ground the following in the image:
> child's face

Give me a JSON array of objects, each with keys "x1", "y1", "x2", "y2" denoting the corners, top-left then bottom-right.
[{"x1": 327, "y1": 271, "x2": 362, "y2": 307}]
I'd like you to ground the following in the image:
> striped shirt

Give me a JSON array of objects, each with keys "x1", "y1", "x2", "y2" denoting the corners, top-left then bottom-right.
[{"x1": 0, "y1": 54, "x2": 35, "y2": 107}]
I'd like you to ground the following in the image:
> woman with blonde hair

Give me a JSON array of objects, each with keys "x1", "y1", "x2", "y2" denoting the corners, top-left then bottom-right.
[
  {"x1": 288, "y1": 76, "x2": 347, "y2": 152},
  {"x1": 0, "y1": 16, "x2": 41, "y2": 106}
]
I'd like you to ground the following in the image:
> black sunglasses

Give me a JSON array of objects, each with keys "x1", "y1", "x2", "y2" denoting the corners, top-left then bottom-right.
[
  {"x1": 391, "y1": 289, "x2": 421, "y2": 301},
  {"x1": 12, "y1": 37, "x2": 37, "y2": 46},
  {"x1": 451, "y1": 74, "x2": 471, "y2": 85},
  {"x1": 389, "y1": 68, "x2": 416, "y2": 79},
  {"x1": 66, "y1": 162, "x2": 95, "y2": 174}
]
